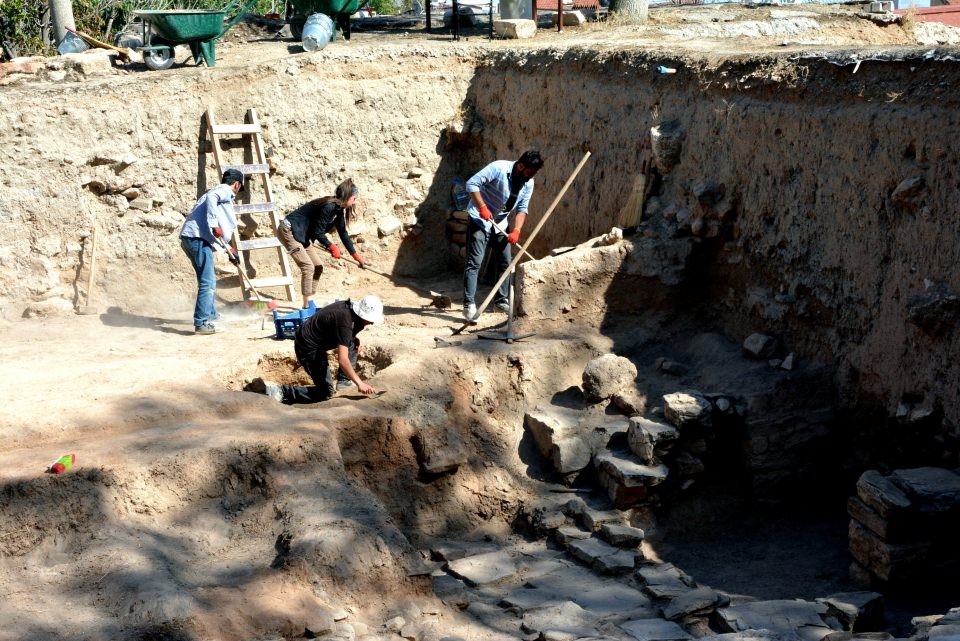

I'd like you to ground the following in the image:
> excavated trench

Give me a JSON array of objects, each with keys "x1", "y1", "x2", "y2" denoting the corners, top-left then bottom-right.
[{"x1": 3, "y1": 27, "x2": 960, "y2": 641}]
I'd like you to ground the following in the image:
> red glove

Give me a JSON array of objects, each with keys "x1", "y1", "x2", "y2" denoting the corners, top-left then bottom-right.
[
  {"x1": 478, "y1": 204, "x2": 492, "y2": 221},
  {"x1": 506, "y1": 229, "x2": 521, "y2": 245},
  {"x1": 329, "y1": 245, "x2": 342, "y2": 259},
  {"x1": 212, "y1": 227, "x2": 223, "y2": 238},
  {"x1": 352, "y1": 252, "x2": 365, "y2": 268}
]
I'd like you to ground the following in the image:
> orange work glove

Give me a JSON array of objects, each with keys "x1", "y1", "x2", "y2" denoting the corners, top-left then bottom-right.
[
  {"x1": 478, "y1": 204, "x2": 492, "y2": 221},
  {"x1": 212, "y1": 227, "x2": 223, "y2": 238},
  {"x1": 506, "y1": 229, "x2": 521, "y2": 245},
  {"x1": 329, "y1": 244, "x2": 342, "y2": 260},
  {"x1": 352, "y1": 253, "x2": 365, "y2": 268}
]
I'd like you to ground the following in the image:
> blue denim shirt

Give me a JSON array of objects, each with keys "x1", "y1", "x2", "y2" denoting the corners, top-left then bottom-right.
[
  {"x1": 180, "y1": 183, "x2": 238, "y2": 251},
  {"x1": 465, "y1": 160, "x2": 535, "y2": 231}
]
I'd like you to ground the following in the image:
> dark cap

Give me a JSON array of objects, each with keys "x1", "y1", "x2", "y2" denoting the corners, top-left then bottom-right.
[{"x1": 221, "y1": 168, "x2": 245, "y2": 192}]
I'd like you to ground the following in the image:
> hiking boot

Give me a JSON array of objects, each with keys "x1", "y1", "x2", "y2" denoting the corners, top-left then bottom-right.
[
  {"x1": 195, "y1": 322, "x2": 216, "y2": 335},
  {"x1": 494, "y1": 300, "x2": 510, "y2": 313},
  {"x1": 246, "y1": 377, "x2": 283, "y2": 403},
  {"x1": 463, "y1": 303, "x2": 477, "y2": 322}
]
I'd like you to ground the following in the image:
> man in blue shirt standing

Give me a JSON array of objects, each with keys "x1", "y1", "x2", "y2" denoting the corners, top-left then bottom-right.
[
  {"x1": 463, "y1": 150, "x2": 544, "y2": 321},
  {"x1": 179, "y1": 168, "x2": 243, "y2": 334}
]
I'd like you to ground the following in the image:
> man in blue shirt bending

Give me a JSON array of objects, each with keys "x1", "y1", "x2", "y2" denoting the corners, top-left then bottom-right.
[{"x1": 462, "y1": 150, "x2": 544, "y2": 322}]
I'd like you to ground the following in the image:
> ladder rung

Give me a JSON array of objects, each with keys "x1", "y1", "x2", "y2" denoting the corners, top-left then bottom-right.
[
  {"x1": 249, "y1": 276, "x2": 294, "y2": 288},
  {"x1": 233, "y1": 202, "x2": 276, "y2": 214},
  {"x1": 224, "y1": 163, "x2": 269, "y2": 175},
  {"x1": 238, "y1": 237, "x2": 282, "y2": 251},
  {"x1": 211, "y1": 123, "x2": 261, "y2": 135}
]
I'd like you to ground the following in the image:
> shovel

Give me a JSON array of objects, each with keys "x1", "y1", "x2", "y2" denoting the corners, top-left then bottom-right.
[{"x1": 78, "y1": 216, "x2": 99, "y2": 315}]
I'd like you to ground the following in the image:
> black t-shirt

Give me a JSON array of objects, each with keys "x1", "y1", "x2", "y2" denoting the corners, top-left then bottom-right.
[{"x1": 295, "y1": 300, "x2": 359, "y2": 353}]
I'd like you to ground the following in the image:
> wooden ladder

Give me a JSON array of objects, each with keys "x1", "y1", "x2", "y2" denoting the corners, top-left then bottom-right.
[{"x1": 205, "y1": 106, "x2": 296, "y2": 302}]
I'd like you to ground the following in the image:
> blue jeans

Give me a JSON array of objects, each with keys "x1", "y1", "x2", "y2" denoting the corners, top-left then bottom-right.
[
  {"x1": 463, "y1": 218, "x2": 511, "y2": 306},
  {"x1": 180, "y1": 236, "x2": 217, "y2": 328},
  {"x1": 280, "y1": 340, "x2": 358, "y2": 404}
]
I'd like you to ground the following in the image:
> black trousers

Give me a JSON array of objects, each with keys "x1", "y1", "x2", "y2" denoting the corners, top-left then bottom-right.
[{"x1": 280, "y1": 341, "x2": 357, "y2": 405}]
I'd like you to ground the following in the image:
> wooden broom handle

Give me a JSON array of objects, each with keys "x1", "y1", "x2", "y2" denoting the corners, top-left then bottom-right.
[{"x1": 452, "y1": 150, "x2": 592, "y2": 335}]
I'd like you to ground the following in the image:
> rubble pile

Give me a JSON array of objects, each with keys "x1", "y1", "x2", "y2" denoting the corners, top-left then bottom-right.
[
  {"x1": 848, "y1": 467, "x2": 960, "y2": 585},
  {"x1": 524, "y1": 344, "x2": 838, "y2": 509}
]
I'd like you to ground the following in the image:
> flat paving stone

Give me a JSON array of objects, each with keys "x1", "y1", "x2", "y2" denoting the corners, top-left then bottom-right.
[
  {"x1": 620, "y1": 618, "x2": 692, "y2": 641},
  {"x1": 663, "y1": 587, "x2": 724, "y2": 620},
  {"x1": 577, "y1": 581, "x2": 655, "y2": 617},
  {"x1": 594, "y1": 549, "x2": 639, "y2": 575},
  {"x1": 568, "y1": 537, "x2": 621, "y2": 565},
  {"x1": 521, "y1": 600, "x2": 599, "y2": 638},
  {"x1": 718, "y1": 599, "x2": 829, "y2": 633},
  {"x1": 447, "y1": 550, "x2": 519, "y2": 587}
]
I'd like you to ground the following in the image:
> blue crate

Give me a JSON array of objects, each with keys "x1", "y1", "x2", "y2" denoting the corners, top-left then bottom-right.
[{"x1": 272, "y1": 303, "x2": 316, "y2": 340}]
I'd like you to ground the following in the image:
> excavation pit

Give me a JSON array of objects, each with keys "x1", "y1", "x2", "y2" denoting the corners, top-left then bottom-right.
[{"x1": 3, "y1": 7, "x2": 960, "y2": 640}]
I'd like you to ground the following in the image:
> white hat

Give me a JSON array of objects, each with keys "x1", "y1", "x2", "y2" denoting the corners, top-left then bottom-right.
[{"x1": 352, "y1": 295, "x2": 384, "y2": 324}]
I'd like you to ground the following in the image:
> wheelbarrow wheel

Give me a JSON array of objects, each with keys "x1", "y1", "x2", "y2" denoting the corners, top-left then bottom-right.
[{"x1": 144, "y1": 44, "x2": 174, "y2": 71}]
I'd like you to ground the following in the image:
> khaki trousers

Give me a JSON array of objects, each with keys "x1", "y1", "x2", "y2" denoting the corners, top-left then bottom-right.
[{"x1": 277, "y1": 224, "x2": 324, "y2": 296}]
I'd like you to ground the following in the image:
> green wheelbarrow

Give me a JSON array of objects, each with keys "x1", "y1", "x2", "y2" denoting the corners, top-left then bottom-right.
[{"x1": 132, "y1": 0, "x2": 260, "y2": 70}]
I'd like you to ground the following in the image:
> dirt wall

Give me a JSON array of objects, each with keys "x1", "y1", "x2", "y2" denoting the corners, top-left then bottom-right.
[
  {"x1": 3, "y1": 43, "x2": 959, "y2": 450},
  {"x1": 477, "y1": 48, "x2": 960, "y2": 440},
  {"x1": 0, "y1": 45, "x2": 481, "y2": 319}
]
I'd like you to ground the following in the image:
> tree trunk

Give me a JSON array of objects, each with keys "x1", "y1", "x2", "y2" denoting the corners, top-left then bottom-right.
[
  {"x1": 609, "y1": 0, "x2": 648, "y2": 23},
  {"x1": 48, "y1": 0, "x2": 77, "y2": 44}
]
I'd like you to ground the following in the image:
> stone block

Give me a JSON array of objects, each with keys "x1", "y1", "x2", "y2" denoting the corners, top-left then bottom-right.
[
  {"x1": 846, "y1": 497, "x2": 913, "y2": 541},
  {"x1": 493, "y1": 18, "x2": 537, "y2": 39},
  {"x1": 525, "y1": 407, "x2": 582, "y2": 459},
  {"x1": 555, "y1": 525, "x2": 592, "y2": 546},
  {"x1": 816, "y1": 591, "x2": 883, "y2": 631},
  {"x1": 520, "y1": 600, "x2": 597, "y2": 638},
  {"x1": 663, "y1": 391, "x2": 712, "y2": 428},
  {"x1": 613, "y1": 389, "x2": 648, "y2": 416},
  {"x1": 377, "y1": 215, "x2": 403, "y2": 237},
  {"x1": 636, "y1": 563, "x2": 693, "y2": 594},
  {"x1": 717, "y1": 599, "x2": 828, "y2": 634},
  {"x1": 567, "y1": 537, "x2": 619, "y2": 564},
  {"x1": 446, "y1": 550, "x2": 517, "y2": 587},
  {"x1": 621, "y1": 618, "x2": 692, "y2": 641},
  {"x1": 413, "y1": 425, "x2": 467, "y2": 475},
  {"x1": 742, "y1": 333, "x2": 778, "y2": 359},
  {"x1": 663, "y1": 587, "x2": 724, "y2": 621},
  {"x1": 628, "y1": 416, "x2": 678, "y2": 463},
  {"x1": 673, "y1": 452, "x2": 705, "y2": 478},
  {"x1": 552, "y1": 436, "x2": 593, "y2": 474},
  {"x1": 432, "y1": 575, "x2": 469, "y2": 608},
  {"x1": 889, "y1": 467, "x2": 960, "y2": 513},
  {"x1": 856, "y1": 471, "x2": 912, "y2": 518},
  {"x1": 600, "y1": 523, "x2": 645, "y2": 547},
  {"x1": 929, "y1": 624, "x2": 960, "y2": 641},
  {"x1": 593, "y1": 549, "x2": 639, "y2": 575},
  {"x1": 596, "y1": 450, "x2": 669, "y2": 488},
  {"x1": 848, "y1": 520, "x2": 931, "y2": 582}
]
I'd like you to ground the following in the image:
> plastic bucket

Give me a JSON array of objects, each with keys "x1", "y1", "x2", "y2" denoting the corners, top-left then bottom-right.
[
  {"x1": 302, "y1": 13, "x2": 335, "y2": 51},
  {"x1": 57, "y1": 30, "x2": 90, "y2": 55}
]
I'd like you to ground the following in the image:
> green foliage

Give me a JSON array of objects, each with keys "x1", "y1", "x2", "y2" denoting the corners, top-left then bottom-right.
[
  {"x1": 366, "y1": 0, "x2": 397, "y2": 15},
  {"x1": 0, "y1": 0, "x2": 50, "y2": 57},
  {"x1": 0, "y1": 0, "x2": 277, "y2": 59}
]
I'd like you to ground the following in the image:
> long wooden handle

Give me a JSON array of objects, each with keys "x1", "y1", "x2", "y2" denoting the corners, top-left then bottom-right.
[
  {"x1": 453, "y1": 150, "x2": 592, "y2": 335},
  {"x1": 85, "y1": 225, "x2": 99, "y2": 306}
]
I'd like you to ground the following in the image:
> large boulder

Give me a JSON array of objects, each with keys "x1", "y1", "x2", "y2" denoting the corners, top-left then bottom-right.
[{"x1": 583, "y1": 354, "x2": 638, "y2": 402}]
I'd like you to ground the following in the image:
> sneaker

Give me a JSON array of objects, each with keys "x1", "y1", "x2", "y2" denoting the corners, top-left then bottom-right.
[
  {"x1": 195, "y1": 322, "x2": 216, "y2": 335},
  {"x1": 246, "y1": 377, "x2": 283, "y2": 402},
  {"x1": 336, "y1": 378, "x2": 353, "y2": 391},
  {"x1": 494, "y1": 301, "x2": 510, "y2": 313},
  {"x1": 463, "y1": 303, "x2": 477, "y2": 321}
]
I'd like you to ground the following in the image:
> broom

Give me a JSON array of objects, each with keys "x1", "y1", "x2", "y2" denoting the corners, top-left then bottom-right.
[{"x1": 215, "y1": 236, "x2": 277, "y2": 311}]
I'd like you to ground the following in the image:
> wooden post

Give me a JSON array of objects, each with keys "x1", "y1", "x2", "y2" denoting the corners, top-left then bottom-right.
[{"x1": 452, "y1": 151, "x2": 592, "y2": 335}]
